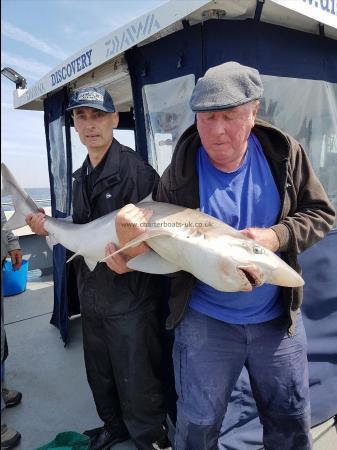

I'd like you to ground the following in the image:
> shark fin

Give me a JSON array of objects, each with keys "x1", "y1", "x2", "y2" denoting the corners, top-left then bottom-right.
[
  {"x1": 84, "y1": 258, "x2": 97, "y2": 271},
  {"x1": 127, "y1": 250, "x2": 180, "y2": 274},
  {"x1": 101, "y1": 229, "x2": 169, "y2": 262},
  {"x1": 66, "y1": 253, "x2": 80, "y2": 263},
  {"x1": 66, "y1": 253, "x2": 97, "y2": 272},
  {"x1": 3, "y1": 212, "x2": 28, "y2": 231},
  {"x1": 1, "y1": 163, "x2": 39, "y2": 230}
]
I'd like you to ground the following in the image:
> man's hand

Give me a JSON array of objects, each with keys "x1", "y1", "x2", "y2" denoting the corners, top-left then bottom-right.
[
  {"x1": 240, "y1": 227, "x2": 280, "y2": 252},
  {"x1": 9, "y1": 249, "x2": 22, "y2": 271},
  {"x1": 26, "y1": 209, "x2": 48, "y2": 236},
  {"x1": 115, "y1": 204, "x2": 152, "y2": 258},
  {"x1": 104, "y1": 242, "x2": 133, "y2": 274},
  {"x1": 105, "y1": 204, "x2": 152, "y2": 274}
]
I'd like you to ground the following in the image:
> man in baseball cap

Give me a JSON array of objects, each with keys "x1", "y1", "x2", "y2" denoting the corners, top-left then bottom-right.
[{"x1": 27, "y1": 85, "x2": 172, "y2": 450}]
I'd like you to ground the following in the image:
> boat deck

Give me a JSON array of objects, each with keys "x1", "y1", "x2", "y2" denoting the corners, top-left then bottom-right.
[
  {"x1": 3, "y1": 273, "x2": 135, "y2": 450},
  {"x1": 3, "y1": 273, "x2": 336, "y2": 450}
]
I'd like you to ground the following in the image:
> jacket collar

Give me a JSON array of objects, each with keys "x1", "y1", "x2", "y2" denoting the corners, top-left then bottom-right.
[
  {"x1": 72, "y1": 138, "x2": 123, "y2": 202},
  {"x1": 73, "y1": 138, "x2": 122, "y2": 183}
]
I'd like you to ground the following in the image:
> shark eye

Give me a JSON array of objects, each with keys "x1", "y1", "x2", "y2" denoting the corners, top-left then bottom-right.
[{"x1": 253, "y1": 245, "x2": 265, "y2": 254}]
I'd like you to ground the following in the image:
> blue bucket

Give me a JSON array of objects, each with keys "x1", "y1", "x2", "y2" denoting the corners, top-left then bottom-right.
[{"x1": 2, "y1": 259, "x2": 29, "y2": 297}]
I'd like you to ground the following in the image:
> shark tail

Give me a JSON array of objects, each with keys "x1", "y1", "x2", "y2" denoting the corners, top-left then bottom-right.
[{"x1": 1, "y1": 163, "x2": 40, "y2": 231}]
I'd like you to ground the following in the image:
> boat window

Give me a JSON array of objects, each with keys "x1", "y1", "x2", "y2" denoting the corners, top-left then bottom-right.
[
  {"x1": 142, "y1": 74, "x2": 195, "y2": 175},
  {"x1": 48, "y1": 116, "x2": 68, "y2": 213},
  {"x1": 70, "y1": 128, "x2": 89, "y2": 174},
  {"x1": 114, "y1": 129, "x2": 135, "y2": 150},
  {"x1": 258, "y1": 76, "x2": 337, "y2": 227}
]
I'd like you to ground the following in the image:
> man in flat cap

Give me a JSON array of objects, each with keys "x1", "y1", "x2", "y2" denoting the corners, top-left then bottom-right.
[
  {"x1": 26, "y1": 86, "x2": 171, "y2": 450},
  {"x1": 103, "y1": 62, "x2": 335, "y2": 449}
]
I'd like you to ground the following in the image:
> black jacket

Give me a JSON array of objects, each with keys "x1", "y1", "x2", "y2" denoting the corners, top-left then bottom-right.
[{"x1": 72, "y1": 138, "x2": 160, "y2": 316}]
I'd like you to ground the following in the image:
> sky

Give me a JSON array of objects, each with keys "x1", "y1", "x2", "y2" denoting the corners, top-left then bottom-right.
[{"x1": 1, "y1": 0, "x2": 167, "y2": 187}]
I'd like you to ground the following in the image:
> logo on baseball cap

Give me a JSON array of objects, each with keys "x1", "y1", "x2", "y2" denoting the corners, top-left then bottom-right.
[{"x1": 67, "y1": 86, "x2": 115, "y2": 113}]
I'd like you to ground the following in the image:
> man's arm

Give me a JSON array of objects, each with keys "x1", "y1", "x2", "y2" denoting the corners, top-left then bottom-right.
[
  {"x1": 241, "y1": 142, "x2": 335, "y2": 254},
  {"x1": 270, "y1": 141, "x2": 335, "y2": 254},
  {"x1": 1, "y1": 208, "x2": 21, "y2": 251},
  {"x1": 1, "y1": 208, "x2": 22, "y2": 270}
]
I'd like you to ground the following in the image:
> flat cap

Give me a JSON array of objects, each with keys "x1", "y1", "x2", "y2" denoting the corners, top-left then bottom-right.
[{"x1": 190, "y1": 61, "x2": 263, "y2": 112}]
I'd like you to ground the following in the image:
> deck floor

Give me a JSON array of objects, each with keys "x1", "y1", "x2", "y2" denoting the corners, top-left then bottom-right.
[
  {"x1": 3, "y1": 274, "x2": 336, "y2": 450},
  {"x1": 3, "y1": 273, "x2": 135, "y2": 450}
]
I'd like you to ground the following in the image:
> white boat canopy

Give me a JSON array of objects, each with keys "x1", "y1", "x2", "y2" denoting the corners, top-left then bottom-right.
[{"x1": 11, "y1": 0, "x2": 337, "y2": 111}]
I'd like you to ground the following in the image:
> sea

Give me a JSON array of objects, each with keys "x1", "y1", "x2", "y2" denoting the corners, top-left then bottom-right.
[{"x1": 1, "y1": 187, "x2": 51, "y2": 212}]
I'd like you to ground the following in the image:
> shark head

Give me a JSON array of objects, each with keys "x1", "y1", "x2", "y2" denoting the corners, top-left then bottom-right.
[{"x1": 220, "y1": 237, "x2": 304, "y2": 291}]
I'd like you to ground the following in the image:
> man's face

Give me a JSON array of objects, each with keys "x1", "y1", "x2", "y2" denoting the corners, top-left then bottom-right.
[
  {"x1": 73, "y1": 107, "x2": 119, "y2": 152},
  {"x1": 196, "y1": 102, "x2": 258, "y2": 170}
]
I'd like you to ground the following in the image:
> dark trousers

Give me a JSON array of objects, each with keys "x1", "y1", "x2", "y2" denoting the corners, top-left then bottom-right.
[
  {"x1": 173, "y1": 308, "x2": 311, "y2": 450},
  {"x1": 82, "y1": 304, "x2": 166, "y2": 449}
]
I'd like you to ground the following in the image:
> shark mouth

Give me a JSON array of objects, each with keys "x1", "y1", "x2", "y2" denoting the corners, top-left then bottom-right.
[{"x1": 238, "y1": 266, "x2": 264, "y2": 289}]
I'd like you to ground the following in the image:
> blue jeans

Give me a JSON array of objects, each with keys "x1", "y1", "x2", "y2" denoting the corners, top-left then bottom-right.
[{"x1": 173, "y1": 308, "x2": 311, "y2": 450}]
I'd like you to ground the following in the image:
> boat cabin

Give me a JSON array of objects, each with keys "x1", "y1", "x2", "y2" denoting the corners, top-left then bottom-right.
[{"x1": 6, "y1": 1, "x2": 337, "y2": 447}]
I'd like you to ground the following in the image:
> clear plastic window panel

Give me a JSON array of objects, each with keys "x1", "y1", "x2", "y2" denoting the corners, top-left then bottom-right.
[
  {"x1": 68, "y1": 128, "x2": 87, "y2": 217},
  {"x1": 258, "y1": 76, "x2": 337, "y2": 228},
  {"x1": 142, "y1": 75, "x2": 195, "y2": 175},
  {"x1": 142, "y1": 74, "x2": 336, "y2": 227},
  {"x1": 70, "y1": 128, "x2": 88, "y2": 174},
  {"x1": 49, "y1": 116, "x2": 68, "y2": 213}
]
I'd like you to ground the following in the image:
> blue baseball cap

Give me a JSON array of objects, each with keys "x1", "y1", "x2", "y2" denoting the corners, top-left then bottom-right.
[{"x1": 67, "y1": 86, "x2": 115, "y2": 113}]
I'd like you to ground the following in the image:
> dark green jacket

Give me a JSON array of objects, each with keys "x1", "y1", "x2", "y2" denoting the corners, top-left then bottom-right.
[
  {"x1": 155, "y1": 119, "x2": 335, "y2": 334},
  {"x1": 35, "y1": 431, "x2": 89, "y2": 450}
]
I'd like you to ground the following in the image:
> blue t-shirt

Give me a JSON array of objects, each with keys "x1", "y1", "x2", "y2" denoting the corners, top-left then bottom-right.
[{"x1": 190, "y1": 133, "x2": 283, "y2": 324}]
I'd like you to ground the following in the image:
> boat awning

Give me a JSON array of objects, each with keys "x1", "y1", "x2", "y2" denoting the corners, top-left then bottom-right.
[
  {"x1": 11, "y1": 0, "x2": 211, "y2": 111},
  {"x1": 11, "y1": 0, "x2": 337, "y2": 111}
]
